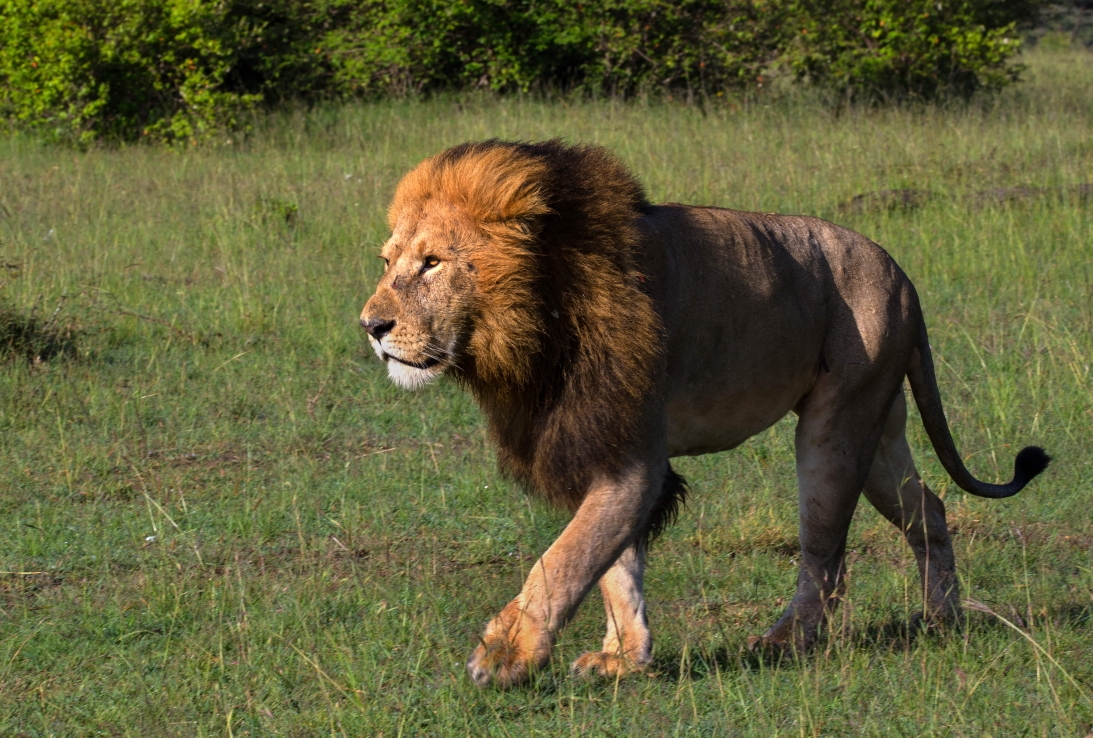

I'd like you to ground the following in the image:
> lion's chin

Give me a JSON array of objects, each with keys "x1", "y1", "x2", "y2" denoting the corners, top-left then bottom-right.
[{"x1": 386, "y1": 358, "x2": 444, "y2": 390}]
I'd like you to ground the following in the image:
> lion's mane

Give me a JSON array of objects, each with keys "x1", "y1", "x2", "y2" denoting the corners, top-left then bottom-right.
[{"x1": 389, "y1": 140, "x2": 685, "y2": 528}]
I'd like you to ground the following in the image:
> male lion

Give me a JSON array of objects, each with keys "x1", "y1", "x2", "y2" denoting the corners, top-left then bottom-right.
[{"x1": 360, "y1": 140, "x2": 1049, "y2": 688}]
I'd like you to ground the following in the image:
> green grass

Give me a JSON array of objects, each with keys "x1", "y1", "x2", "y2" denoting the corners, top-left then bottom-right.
[{"x1": 0, "y1": 47, "x2": 1091, "y2": 735}]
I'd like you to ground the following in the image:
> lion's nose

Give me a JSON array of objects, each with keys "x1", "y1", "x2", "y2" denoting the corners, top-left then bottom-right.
[{"x1": 360, "y1": 317, "x2": 395, "y2": 340}]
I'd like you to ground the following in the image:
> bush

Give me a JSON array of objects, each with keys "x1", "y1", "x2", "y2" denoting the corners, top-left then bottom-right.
[
  {"x1": 0, "y1": 0, "x2": 1038, "y2": 144},
  {"x1": 0, "y1": 0, "x2": 262, "y2": 145},
  {"x1": 783, "y1": 0, "x2": 1038, "y2": 99},
  {"x1": 270, "y1": 0, "x2": 1034, "y2": 99}
]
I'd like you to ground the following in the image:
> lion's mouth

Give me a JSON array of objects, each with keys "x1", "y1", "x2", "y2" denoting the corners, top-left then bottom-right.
[{"x1": 385, "y1": 352, "x2": 443, "y2": 370}]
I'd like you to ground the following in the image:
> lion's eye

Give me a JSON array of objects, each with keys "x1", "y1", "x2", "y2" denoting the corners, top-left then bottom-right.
[
  {"x1": 421, "y1": 255, "x2": 440, "y2": 272},
  {"x1": 379, "y1": 256, "x2": 389, "y2": 271}
]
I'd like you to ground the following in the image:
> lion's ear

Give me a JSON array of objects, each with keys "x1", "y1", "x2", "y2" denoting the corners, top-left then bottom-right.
[
  {"x1": 507, "y1": 209, "x2": 545, "y2": 238},
  {"x1": 474, "y1": 166, "x2": 550, "y2": 227}
]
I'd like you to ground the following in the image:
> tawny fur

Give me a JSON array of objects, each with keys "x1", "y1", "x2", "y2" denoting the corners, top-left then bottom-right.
[{"x1": 361, "y1": 139, "x2": 1049, "y2": 688}]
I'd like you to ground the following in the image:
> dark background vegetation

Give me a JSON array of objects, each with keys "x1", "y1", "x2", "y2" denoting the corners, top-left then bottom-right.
[{"x1": 0, "y1": 0, "x2": 1069, "y2": 144}]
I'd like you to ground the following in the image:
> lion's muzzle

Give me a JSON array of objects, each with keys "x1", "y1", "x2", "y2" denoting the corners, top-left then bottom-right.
[{"x1": 360, "y1": 316, "x2": 395, "y2": 340}]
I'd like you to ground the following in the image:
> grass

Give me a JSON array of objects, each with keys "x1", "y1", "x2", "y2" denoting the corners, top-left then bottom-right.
[{"x1": 0, "y1": 46, "x2": 1091, "y2": 735}]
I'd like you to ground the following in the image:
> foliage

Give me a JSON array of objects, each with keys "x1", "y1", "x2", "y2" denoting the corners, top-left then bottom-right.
[
  {"x1": 0, "y1": 0, "x2": 1038, "y2": 143},
  {"x1": 0, "y1": 0, "x2": 262, "y2": 144},
  {"x1": 785, "y1": 0, "x2": 1038, "y2": 98},
  {"x1": 1030, "y1": 0, "x2": 1093, "y2": 49},
  {"x1": 295, "y1": 0, "x2": 1035, "y2": 98}
]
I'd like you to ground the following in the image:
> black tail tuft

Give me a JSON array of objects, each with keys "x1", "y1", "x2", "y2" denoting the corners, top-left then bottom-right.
[
  {"x1": 641, "y1": 466, "x2": 689, "y2": 548},
  {"x1": 1013, "y1": 446, "x2": 1051, "y2": 487}
]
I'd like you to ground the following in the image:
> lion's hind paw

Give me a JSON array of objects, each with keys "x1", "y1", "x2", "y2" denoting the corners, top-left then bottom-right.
[{"x1": 571, "y1": 651, "x2": 648, "y2": 679}]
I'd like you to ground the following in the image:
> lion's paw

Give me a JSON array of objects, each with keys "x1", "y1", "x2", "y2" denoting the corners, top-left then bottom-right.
[
  {"x1": 466, "y1": 602, "x2": 551, "y2": 688},
  {"x1": 746, "y1": 634, "x2": 778, "y2": 653},
  {"x1": 745, "y1": 632, "x2": 808, "y2": 657},
  {"x1": 571, "y1": 651, "x2": 648, "y2": 679},
  {"x1": 746, "y1": 611, "x2": 821, "y2": 656}
]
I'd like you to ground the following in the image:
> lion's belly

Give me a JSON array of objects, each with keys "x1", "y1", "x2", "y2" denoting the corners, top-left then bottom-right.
[{"x1": 664, "y1": 368, "x2": 813, "y2": 457}]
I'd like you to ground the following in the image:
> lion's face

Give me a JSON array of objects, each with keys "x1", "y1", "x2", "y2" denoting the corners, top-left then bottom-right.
[{"x1": 360, "y1": 205, "x2": 481, "y2": 389}]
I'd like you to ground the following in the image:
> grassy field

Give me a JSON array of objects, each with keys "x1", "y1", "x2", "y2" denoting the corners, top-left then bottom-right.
[{"x1": 0, "y1": 47, "x2": 1091, "y2": 736}]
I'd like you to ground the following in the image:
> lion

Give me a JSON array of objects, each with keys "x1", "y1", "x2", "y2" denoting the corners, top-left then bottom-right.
[{"x1": 359, "y1": 140, "x2": 1050, "y2": 688}]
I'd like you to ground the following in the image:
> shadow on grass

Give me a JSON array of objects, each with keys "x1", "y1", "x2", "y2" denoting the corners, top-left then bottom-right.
[
  {"x1": 649, "y1": 602, "x2": 1093, "y2": 682},
  {"x1": 0, "y1": 296, "x2": 80, "y2": 361},
  {"x1": 647, "y1": 617, "x2": 937, "y2": 681}
]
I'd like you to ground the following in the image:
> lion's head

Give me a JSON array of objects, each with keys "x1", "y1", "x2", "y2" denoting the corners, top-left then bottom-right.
[
  {"x1": 360, "y1": 140, "x2": 662, "y2": 508},
  {"x1": 360, "y1": 142, "x2": 553, "y2": 391}
]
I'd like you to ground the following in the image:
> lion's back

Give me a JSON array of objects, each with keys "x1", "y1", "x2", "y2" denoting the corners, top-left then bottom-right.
[{"x1": 638, "y1": 204, "x2": 921, "y2": 456}]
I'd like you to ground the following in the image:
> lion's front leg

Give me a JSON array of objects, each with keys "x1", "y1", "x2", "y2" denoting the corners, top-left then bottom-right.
[
  {"x1": 467, "y1": 466, "x2": 656, "y2": 688},
  {"x1": 571, "y1": 543, "x2": 651, "y2": 678}
]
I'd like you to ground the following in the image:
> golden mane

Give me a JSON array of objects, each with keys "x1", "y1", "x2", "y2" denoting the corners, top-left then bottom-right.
[{"x1": 388, "y1": 140, "x2": 663, "y2": 510}]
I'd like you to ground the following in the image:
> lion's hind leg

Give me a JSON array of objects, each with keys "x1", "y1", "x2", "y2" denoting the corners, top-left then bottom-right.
[
  {"x1": 755, "y1": 370, "x2": 902, "y2": 653},
  {"x1": 571, "y1": 543, "x2": 652, "y2": 678},
  {"x1": 862, "y1": 390, "x2": 960, "y2": 622}
]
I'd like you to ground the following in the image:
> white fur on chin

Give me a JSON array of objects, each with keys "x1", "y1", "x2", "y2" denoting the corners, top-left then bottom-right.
[
  {"x1": 368, "y1": 336, "x2": 384, "y2": 360},
  {"x1": 386, "y1": 359, "x2": 442, "y2": 390}
]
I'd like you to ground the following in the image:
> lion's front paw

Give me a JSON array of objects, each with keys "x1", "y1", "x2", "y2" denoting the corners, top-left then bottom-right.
[
  {"x1": 571, "y1": 650, "x2": 648, "y2": 679},
  {"x1": 466, "y1": 601, "x2": 551, "y2": 688}
]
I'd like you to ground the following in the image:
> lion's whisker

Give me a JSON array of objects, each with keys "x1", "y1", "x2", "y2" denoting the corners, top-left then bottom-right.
[{"x1": 420, "y1": 343, "x2": 449, "y2": 362}]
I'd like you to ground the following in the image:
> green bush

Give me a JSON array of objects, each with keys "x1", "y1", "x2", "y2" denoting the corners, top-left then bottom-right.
[
  {"x1": 0, "y1": 0, "x2": 1037, "y2": 144},
  {"x1": 273, "y1": 0, "x2": 1033, "y2": 99},
  {"x1": 784, "y1": 0, "x2": 1037, "y2": 99},
  {"x1": 0, "y1": 0, "x2": 262, "y2": 144},
  {"x1": 290, "y1": 1, "x2": 804, "y2": 98}
]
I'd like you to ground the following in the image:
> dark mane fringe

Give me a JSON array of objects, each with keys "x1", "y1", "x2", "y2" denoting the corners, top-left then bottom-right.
[
  {"x1": 642, "y1": 465, "x2": 689, "y2": 547},
  {"x1": 390, "y1": 139, "x2": 662, "y2": 510}
]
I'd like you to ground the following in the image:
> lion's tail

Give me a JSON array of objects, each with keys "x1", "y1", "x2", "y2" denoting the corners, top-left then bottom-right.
[{"x1": 906, "y1": 320, "x2": 1050, "y2": 499}]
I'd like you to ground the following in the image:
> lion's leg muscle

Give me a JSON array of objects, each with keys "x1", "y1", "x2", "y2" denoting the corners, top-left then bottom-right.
[
  {"x1": 862, "y1": 390, "x2": 959, "y2": 619},
  {"x1": 467, "y1": 462, "x2": 661, "y2": 687},
  {"x1": 571, "y1": 543, "x2": 652, "y2": 678},
  {"x1": 758, "y1": 377, "x2": 897, "y2": 651}
]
